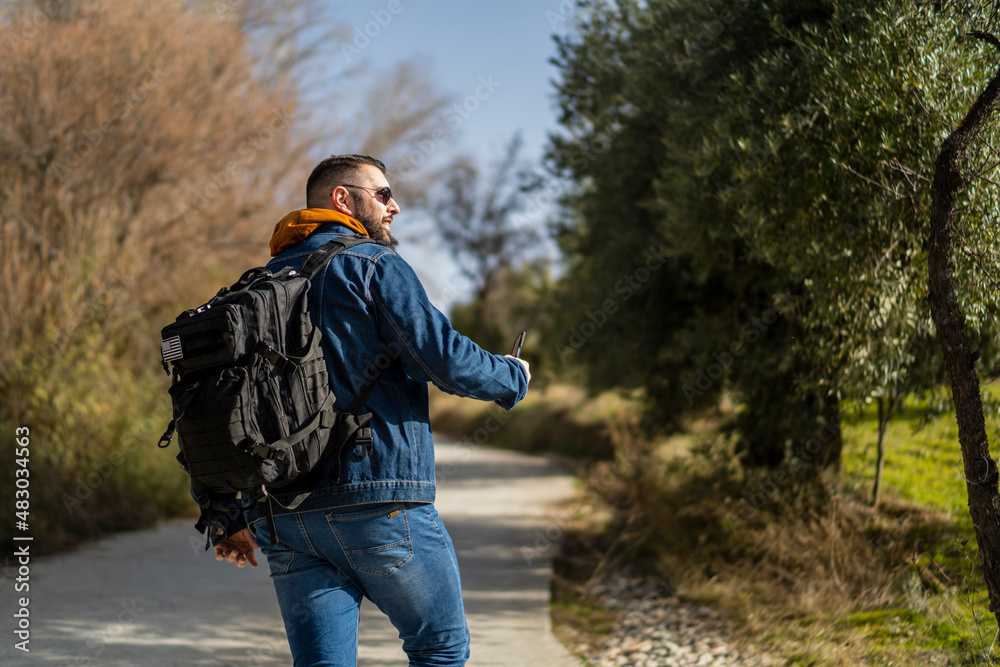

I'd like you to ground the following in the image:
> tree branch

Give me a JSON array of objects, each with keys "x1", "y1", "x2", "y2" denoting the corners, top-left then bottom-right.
[{"x1": 971, "y1": 30, "x2": 1000, "y2": 53}]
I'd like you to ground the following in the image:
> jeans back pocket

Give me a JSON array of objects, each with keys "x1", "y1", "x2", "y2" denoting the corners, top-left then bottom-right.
[{"x1": 326, "y1": 505, "x2": 413, "y2": 576}]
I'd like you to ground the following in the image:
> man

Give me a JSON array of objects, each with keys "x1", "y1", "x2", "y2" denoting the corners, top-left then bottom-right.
[{"x1": 211, "y1": 154, "x2": 531, "y2": 666}]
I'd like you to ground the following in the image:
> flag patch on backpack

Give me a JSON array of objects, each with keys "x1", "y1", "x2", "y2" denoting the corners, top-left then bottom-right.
[{"x1": 161, "y1": 336, "x2": 183, "y2": 362}]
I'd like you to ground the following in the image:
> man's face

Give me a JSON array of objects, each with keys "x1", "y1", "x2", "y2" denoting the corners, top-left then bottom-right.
[{"x1": 346, "y1": 164, "x2": 400, "y2": 248}]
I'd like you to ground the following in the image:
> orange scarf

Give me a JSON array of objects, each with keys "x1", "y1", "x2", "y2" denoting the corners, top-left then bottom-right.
[{"x1": 269, "y1": 208, "x2": 369, "y2": 256}]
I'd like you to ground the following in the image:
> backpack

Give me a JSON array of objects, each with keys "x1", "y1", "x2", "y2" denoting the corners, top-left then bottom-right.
[{"x1": 157, "y1": 235, "x2": 384, "y2": 548}]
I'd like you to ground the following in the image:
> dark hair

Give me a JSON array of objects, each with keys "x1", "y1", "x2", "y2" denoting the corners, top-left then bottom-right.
[{"x1": 306, "y1": 154, "x2": 387, "y2": 208}]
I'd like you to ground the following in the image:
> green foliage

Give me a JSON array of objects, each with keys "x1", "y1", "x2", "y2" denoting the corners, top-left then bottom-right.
[
  {"x1": 547, "y1": 0, "x2": 845, "y2": 466},
  {"x1": 710, "y1": 1, "x2": 1000, "y2": 403},
  {"x1": 546, "y1": 0, "x2": 1000, "y2": 469}
]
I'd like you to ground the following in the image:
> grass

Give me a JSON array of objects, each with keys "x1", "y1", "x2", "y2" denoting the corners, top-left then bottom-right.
[
  {"x1": 839, "y1": 398, "x2": 977, "y2": 523},
  {"x1": 835, "y1": 396, "x2": 1000, "y2": 662},
  {"x1": 465, "y1": 383, "x2": 1000, "y2": 666},
  {"x1": 666, "y1": 402, "x2": 1000, "y2": 665}
]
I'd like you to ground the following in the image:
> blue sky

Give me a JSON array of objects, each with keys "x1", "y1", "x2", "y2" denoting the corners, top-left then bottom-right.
[{"x1": 307, "y1": 1, "x2": 577, "y2": 310}]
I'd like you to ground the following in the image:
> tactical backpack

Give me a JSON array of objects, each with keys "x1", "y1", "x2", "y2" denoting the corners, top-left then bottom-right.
[{"x1": 157, "y1": 235, "x2": 384, "y2": 548}]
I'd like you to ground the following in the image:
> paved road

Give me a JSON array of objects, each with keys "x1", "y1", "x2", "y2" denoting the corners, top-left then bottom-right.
[{"x1": 1, "y1": 442, "x2": 582, "y2": 666}]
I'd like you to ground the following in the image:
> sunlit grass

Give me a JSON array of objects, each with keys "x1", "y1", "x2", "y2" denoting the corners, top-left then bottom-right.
[{"x1": 840, "y1": 399, "x2": 973, "y2": 521}]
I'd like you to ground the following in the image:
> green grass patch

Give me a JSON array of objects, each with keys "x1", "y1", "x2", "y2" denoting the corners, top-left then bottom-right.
[{"x1": 839, "y1": 399, "x2": 977, "y2": 521}]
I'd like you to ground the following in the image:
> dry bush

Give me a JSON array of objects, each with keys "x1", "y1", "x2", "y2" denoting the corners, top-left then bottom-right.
[
  {"x1": 624, "y1": 440, "x2": 959, "y2": 632},
  {"x1": 547, "y1": 435, "x2": 963, "y2": 663},
  {"x1": 0, "y1": 0, "x2": 458, "y2": 552},
  {"x1": 0, "y1": 0, "x2": 455, "y2": 351},
  {"x1": 0, "y1": 0, "x2": 319, "y2": 551},
  {"x1": 0, "y1": 0, "x2": 351, "y2": 549},
  {"x1": 0, "y1": 0, "x2": 307, "y2": 342}
]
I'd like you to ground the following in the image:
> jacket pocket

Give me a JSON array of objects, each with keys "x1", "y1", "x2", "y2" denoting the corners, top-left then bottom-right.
[{"x1": 326, "y1": 504, "x2": 412, "y2": 577}]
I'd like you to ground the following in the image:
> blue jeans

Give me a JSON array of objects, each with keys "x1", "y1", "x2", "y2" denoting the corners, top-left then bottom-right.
[{"x1": 249, "y1": 502, "x2": 470, "y2": 667}]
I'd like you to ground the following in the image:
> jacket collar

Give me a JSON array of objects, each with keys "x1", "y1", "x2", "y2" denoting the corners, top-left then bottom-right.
[{"x1": 269, "y1": 208, "x2": 369, "y2": 256}]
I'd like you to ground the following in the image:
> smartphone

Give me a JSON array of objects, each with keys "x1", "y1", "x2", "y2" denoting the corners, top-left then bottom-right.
[{"x1": 511, "y1": 331, "x2": 526, "y2": 358}]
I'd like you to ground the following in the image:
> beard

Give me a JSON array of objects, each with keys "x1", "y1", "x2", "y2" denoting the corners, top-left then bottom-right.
[{"x1": 354, "y1": 196, "x2": 399, "y2": 248}]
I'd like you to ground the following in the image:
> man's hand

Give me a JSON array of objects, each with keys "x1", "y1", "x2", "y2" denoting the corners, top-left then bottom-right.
[
  {"x1": 214, "y1": 527, "x2": 260, "y2": 568},
  {"x1": 505, "y1": 355, "x2": 531, "y2": 384}
]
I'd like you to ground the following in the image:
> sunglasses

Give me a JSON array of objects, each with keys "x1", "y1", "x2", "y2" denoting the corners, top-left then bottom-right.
[{"x1": 340, "y1": 184, "x2": 393, "y2": 205}]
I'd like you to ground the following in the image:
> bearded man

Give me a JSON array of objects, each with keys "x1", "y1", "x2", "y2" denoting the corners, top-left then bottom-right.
[{"x1": 209, "y1": 154, "x2": 531, "y2": 667}]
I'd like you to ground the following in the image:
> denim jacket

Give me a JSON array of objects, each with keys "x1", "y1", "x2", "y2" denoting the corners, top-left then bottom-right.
[{"x1": 201, "y1": 223, "x2": 528, "y2": 544}]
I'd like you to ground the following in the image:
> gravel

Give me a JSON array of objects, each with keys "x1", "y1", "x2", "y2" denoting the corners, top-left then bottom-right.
[{"x1": 577, "y1": 573, "x2": 782, "y2": 667}]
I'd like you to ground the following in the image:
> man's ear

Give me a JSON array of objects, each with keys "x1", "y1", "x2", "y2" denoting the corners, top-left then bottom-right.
[{"x1": 330, "y1": 186, "x2": 354, "y2": 215}]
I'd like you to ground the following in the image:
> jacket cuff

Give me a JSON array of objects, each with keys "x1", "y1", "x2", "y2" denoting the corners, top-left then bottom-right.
[
  {"x1": 208, "y1": 511, "x2": 248, "y2": 547},
  {"x1": 193, "y1": 497, "x2": 249, "y2": 548},
  {"x1": 493, "y1": 357, "x2": 529, "y2": 410}
]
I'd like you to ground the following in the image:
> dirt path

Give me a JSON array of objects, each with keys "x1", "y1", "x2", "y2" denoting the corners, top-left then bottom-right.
[{"x1": 1, "y1": 441, "x2": 582, "y2": 666}]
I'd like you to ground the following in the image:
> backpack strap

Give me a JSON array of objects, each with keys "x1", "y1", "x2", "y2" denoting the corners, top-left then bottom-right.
[
  {"x1": 157, "y1": 379, "x2": 201, "y2": 449},
  {"x1": 344, "y1": 367, "x2": 383, "y2": 457},
  {"x1": 259, "y1": 368, "x2": 385, "y2": 547},
  {"x1": 259, "y1": 235, "x2": 387, "y2": 546},
  {"x1": 297, "y1": 233, "x2": 388, "y2": 416},
  {"x1": 249, "y1": 393, "x2": 336, "y2": 461},
  {"x1": 298, "y1": 235, "x2": 382, "y2": 280}
]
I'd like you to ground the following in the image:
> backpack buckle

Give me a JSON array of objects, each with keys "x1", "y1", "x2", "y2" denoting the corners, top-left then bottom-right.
[
  {"x1": 256, "y1": 342, "x2": 297, "y2": 374},
  {"x1": 353, "y1": 428, "x2": 374, "y2": 458},
  {"x1": 249, "y1": 441, "x2": 287, "y2": 462}
]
